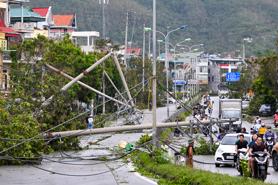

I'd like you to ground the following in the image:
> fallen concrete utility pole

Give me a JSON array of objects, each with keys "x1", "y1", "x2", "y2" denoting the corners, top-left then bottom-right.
[
  {"x1": 61, "y1": 52, "x2": 112, "y2": 91},
  {"x1": 49, "y1": 121, "x2": 192, "y2": 138},
  {"x1": 113, "y1": 54, "x2": 135, "y2": 107},
  {"x1": 104, "y1": 70, "x2": 128, "y2": 103},
  {"x1": 45, "y1": 64, "x2": 129, "y2": 107},
  {"x1": 47, "y1": 118, "x2": 235, "y2": 138}
]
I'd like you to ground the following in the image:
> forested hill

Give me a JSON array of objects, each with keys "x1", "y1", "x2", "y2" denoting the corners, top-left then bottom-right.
[{"x1": 27, "y1": 0, "x2": 278, "y2": 54}]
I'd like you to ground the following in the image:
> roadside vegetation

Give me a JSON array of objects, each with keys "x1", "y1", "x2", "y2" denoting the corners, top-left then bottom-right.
[
  {"x1": 0, "y1": 36, "x2": 124, "y2": 164},
  {"x1": 228, "y1": 49, "x2": 278, "y2": 116},
  {"x1": 131, "y1": 150, "x2": 273, "y2": 185},
  {"x1": 132, "y1": 134, "x2": 272, "y2": 185}
]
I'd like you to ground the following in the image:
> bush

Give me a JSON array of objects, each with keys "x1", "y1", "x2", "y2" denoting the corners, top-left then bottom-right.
[
  {"x1": 247, "y1": 95, "x2": 276, "y2": 115},
  {"x1": 0, "y1": 113, "x2": 47, "y2": 165},
  {"x1": 194, "y1": 138, "x2": 218, "y2": 155},
  {"x1": 132, "y1": 151, "x2": 273, "y2": 185},
  {"x1": 136, "y1": 134, "x2": 152, "y2": 145}
]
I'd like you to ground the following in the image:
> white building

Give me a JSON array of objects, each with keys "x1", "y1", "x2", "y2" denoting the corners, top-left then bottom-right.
[{"x1": 71, "y1": 31, "x2": 100, "y2": 53}]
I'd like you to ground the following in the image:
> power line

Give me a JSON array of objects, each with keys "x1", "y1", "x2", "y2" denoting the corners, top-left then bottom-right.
[{"x1": 0, "y1": 79, "x2": 149, "y2": 154}]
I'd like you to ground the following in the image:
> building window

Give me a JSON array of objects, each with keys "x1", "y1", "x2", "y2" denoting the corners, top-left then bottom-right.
[
  {"x1": 208, "y1": 76, "x2": 210, "y2": 82},
  {"x1": 212, "y1": 76, "x2": 214, "y2": 82},
  {"x1": 208, "y1": 68, "x2": 210, "y2": 74}
]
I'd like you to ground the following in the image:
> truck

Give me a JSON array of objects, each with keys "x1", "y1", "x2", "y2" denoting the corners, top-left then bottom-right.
[{"x1": 219, "y1": 99, "x2": 242, "y2": 132}]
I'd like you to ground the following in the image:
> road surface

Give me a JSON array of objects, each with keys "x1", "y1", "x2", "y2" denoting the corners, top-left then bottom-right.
[{"x1": 0, "y1": 105, "x2": 176, "y2": 185}]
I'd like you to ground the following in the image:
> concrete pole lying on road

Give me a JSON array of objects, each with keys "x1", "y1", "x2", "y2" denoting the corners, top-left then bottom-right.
[
  {"x1": 48, "y1": 121, "x2": 192, "y2": 138},
  {"x1": 47, "y1": 119, "x2": 235, "y2": 138}
]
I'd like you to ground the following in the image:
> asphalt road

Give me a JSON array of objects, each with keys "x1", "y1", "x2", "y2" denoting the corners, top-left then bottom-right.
[{"x1": 0, "y1": 105, "x2": 177, "y2": 185}]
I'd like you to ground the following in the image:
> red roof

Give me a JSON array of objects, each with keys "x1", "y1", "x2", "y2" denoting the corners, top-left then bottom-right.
[
  {"x1": 32, "y1": 7, "x2": 49, "y2": 17},
  {"x1": 0, "y1": 19, "x2": 18, "y2": 34},
  {"x1": 127, "y1": 48, "x2": 141, "y2": 56},
  {"x1": 53, "y1": 14, "x2": 74, "y2": 27}
]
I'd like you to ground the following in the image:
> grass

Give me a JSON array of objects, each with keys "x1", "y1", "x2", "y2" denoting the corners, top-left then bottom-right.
[{"x1": 131, "y1": 151, "x2": 275, "y2": 185}]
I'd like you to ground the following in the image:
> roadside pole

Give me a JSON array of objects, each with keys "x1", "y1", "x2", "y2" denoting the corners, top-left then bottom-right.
[
  {"x1": 152, "y1": 0, "x2": 158, "y2": 147},
  {"x1": 142, "y1": 23, "x2": 146, "y2": 92}
]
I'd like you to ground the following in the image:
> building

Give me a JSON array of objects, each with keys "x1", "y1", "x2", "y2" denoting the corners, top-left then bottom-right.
[
  {"x1": 208, "y1": 57, "x2": 243, "y2": 93},
  {"x1": 50, "y1": 14, "x2": 77, "y2": 39},
  {"x1": 196, "y1": 57, "x2": 209, "y2": 88},
  {"x1": 32, "y1": 7, "x2": 54, "y2": 29},
  {"x1": 9, "y1": 7, "x2": 45, "y2": 39},
  {"x1": 0, "y1": 1, "x2": 23, "y2": 93},
  {"x1": 71, "y1": 31, "x2": 100, "y2": 53}
]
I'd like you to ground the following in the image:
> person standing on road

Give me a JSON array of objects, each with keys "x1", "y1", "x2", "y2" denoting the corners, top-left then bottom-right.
[
  {"x1": 274, "y1": 112, "x2": 278, "y2": 128},
  {"x1": 208, "y1": 100, "x2": 213, "y2": 115},
  {"x1": 87, "y1": 114, "x2": 94, "y2": 129},
  {"x1": 186, "y1": 139, "x2": 195, "y2": 168}
]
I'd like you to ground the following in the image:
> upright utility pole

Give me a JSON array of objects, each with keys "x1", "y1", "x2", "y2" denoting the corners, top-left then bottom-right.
[
  {"x1": 165, "y1": 31, "x2": 169, "y2": 118},
  {"x1": 152, "y1": 0, "x2": 157, "y2": 147},
  {"x1": 148, "y1": 31, "x2": 151, "y2": 59},
  {"x1": 21, "y1": 3, "x2": 23, "y2": 23},
  {"x1": 142, "y1": 23, "x2": 146, "y2": 92},
  {"x1": 124, "y1": 12, "x2": 129, "y2": 68},
  {"x1": 102, "y1": 63, "x2": 106, "y2": 114},
  {"x1": 99, "y1": 0, "x2": 109, "y2": 39}
]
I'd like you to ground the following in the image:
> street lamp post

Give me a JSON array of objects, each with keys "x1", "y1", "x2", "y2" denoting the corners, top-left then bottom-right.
[
  {"x1": 152, "y1": 0, "x2": 157, "y2": 147},
  {"x1": 143, "y1": 26, "x2": 152, "y2": 92},
  {"x1": 243, "y1": 37, "x2": 252, "y2": 62},
  {"x1": 164, "y1": 25, "x2": 187, "y2": 118}
]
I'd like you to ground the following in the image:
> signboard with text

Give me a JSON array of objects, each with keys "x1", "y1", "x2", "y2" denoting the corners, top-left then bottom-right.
[{"x1": 226, "y1": 72, "x2": 240, "y2": 82}]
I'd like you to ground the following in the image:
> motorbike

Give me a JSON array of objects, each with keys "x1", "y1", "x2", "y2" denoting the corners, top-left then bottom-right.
[
  {"x1": 236, "y1": 148, "x2": 249, "y2": 176},
  {"x1": 265, "y1": 137, "x2": 274, "y2": 155},
  {"x1": 252, "y1": 151, "x2": 269, "y2": 181}
]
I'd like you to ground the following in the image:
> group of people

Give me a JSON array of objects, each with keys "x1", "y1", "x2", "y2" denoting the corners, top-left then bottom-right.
[
  {"x1": 235, "y1": 133, "x2": 268, "y2": 176},
  {"x1": 252, "y1": 116, "x2": 276, "y2": 141},
  {"x1": 235, "y1": 122, "x2": 276, "y2": 177},
  {"x1": 192, "y1": 95, "x2": 214, "y2": 121}
]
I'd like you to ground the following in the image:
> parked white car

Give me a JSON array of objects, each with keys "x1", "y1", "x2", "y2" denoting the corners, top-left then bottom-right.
[{"x1": 214, "y1": 133, "x2": 252, "y2": 167}]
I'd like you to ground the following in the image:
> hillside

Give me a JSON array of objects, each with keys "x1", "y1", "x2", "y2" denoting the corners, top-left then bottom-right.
[{"x1": 27, "y1": 0, "x2": 278, "y2": 54}]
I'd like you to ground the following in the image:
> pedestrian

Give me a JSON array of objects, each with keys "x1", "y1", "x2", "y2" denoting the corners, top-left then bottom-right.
[
  {"x1": 87, "y1": 114, "x2": 94, "y2": 129},
  {"x1": 208, "y1": 101, "x2": 213, "y2": 115},
  {"x1": 186, "y1": 139, "x2": 195, "y2": 168}
]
